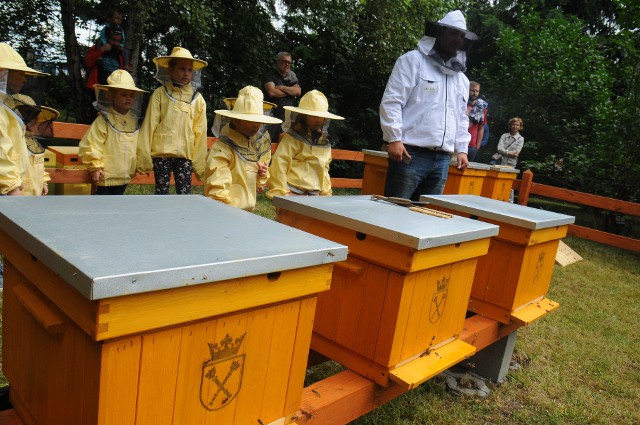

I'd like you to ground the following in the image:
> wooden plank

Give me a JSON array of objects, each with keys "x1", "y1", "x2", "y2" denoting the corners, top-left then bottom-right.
[
  {"x1": 293, "y1": 370, "x2": 406, "y2": 425},
  {"x1": 568, "y1": 224, "x2": 640, "y2": 253},
  {"x1": 0, "y1": 409, "x2": 24, "y2": 425},
  {"x1": 260, "y1": 301, "x2": 301, "y2": 423},
  {"x1": 95, "y1": 264, "x2": 332, "y2": 340},
  {"x1": 135, "y1": 328, "x2": 182, "y2": 425},
  {"x1": 284, "y1": 298, "x2": 317, "y2": 415},
  {"x1": 330, "y1": 177, "x2": 362, "y2": 189},
  {"x1": 517, "y1": 170, "x2": 533, "y2": 205},
  {"x1": 206, "y1": 311, "x2": 249, "y2": 425},
  {"x1": 172, "y1": 318, "x2": 220, "y2": 425},
  {"x1": 53, "y1": 122, "x2": 90, "y2": 140},
  {"x1": 511, "y1": 297, "x2": 560, "y2": 326},
  {"x1": 389, "y1": 339, "x2": 476, "y2": 390},
  {"x1": 332, "y1": 150, "x2": 364, "y2": 161},
  {"x1": 555, "y1": 240, "x2": 584, "y2": 266},
  {"x1": 528, "y1": 182, "x2": 640, "y2": 217},
  {"x1": 44, "y1": 168, "x2": 91, "y2": 184},
  {"x1": 232, "y1": 305, "x2": 275, "y2": 425},
  {"x1": 98, "y1": 337, "x2": 142, "y2": 425},
  {"x1": 458, "y1": 314, "x2": 522, "y2": 352}
]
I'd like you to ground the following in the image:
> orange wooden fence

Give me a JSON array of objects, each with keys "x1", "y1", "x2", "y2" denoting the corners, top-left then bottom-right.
[
  {"x1": 47, "y1": 122, "x2": 363, "y2": 189},
  {"x1": 515, "y1": 170, "x2": 640, "y2": 252}
]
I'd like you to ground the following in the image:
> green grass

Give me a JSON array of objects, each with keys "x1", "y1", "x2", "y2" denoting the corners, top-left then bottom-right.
[{"x1": 1, "y1": 190, "x2": 639, "y2": 424}]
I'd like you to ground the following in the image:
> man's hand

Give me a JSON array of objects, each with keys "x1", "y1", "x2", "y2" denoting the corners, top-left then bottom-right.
[
  {"x1": 387, "y1": 141, "x2": 411, "y2": 163},
  {"x1": 456, "y1": 152, "x2": 469, "y2": 170}
]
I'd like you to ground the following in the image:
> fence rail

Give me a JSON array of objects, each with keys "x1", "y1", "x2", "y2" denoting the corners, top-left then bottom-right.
[{"x1": 515, "y1": 170, "x2": 639, "y2": 252}]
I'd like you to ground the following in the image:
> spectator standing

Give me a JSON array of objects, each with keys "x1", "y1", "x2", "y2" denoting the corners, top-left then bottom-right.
[
  {"x1": 84, "y1": 27, "x2": 127, "y2": 118},
  {"x1": 466, "y1": 81, "x2": 487, "y2": 162},
  {"x1": 491, "y1": 117, "x2": 524, "y2": 167},
  {"x1": 263, "y1": 52, "x2": 301, "y2": 142},
  {"x1": 380, "y1": 10, "x2": 478, "y2": 199}
]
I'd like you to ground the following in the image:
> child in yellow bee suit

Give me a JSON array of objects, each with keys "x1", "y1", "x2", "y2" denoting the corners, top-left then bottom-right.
[
  {"x1": 205, "y1": 85, "x2": 282, "y2": 210},
  {"x1": 137, "y1": 47, "x2": 208, "y2": 194},
  {"x1": 0, "y1": 42, "x2": 48, "y2": 196},
  {"x1": 79, "y1": 70, "x2": 147, "y2": 195},
  {"x1": 266, "y1": 90, "x2": 344, "y2": 198},
  {"x1": 11, "y1": 94, "x2": 59, "y2": 196}
]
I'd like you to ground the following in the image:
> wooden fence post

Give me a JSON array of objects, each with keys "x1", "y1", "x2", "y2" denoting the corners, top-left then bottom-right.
[{"x1": 518, "y1": 170, "x2": 533, "y2": 206}]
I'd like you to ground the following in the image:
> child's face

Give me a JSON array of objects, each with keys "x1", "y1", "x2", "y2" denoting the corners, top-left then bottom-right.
[
  {"x1": 305, "y1": 114, "x2": 325, "y2": 132},
  {"x1": 509, "y1": 121, "x2": 522, "y2": 134},
  {"x1": 110, "y1": 89, "x2": 136, "y2": 115},
  {"x1": 109, "y1": 12, "x2": 122, "y2": 26},
  {"x1": 7, "y1": 70, "x2": 26, "y2": 94},
  {"x1": 169, "y1": 59, "x2": 194, "y2": 86},
  {"x1": 233, "y1": 119, "x2": 261, "y2": 138}
]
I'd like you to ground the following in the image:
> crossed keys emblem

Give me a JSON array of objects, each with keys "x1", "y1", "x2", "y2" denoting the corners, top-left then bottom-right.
[
  {"x1": 429, "y1": 275, "x2": 450, "y2": 324},
  {"x1": 200, "y1": 333, "x2": 246, "y2": 411}
]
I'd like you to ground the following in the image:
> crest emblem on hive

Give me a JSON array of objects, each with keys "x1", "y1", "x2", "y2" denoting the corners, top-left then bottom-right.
[
  {"x1": 200, "y1": 333, "x2": 246, "y2": 410},
  {"x1": 429, "y1": 275, "x2": 449, "y2": 323}
]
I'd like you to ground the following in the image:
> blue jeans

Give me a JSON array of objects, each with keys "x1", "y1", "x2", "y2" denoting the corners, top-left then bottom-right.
[
  {"x1": 468, "y1": 146, "x2": 479, "y2": 162},
  {"x1": 384, "y1": 145, "x2": 450, "y2": 200}
]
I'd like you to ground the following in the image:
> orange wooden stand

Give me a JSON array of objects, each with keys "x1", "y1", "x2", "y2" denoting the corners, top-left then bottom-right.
[
  {"x1": 480, "y1": 166, "x2": 519, "y2": 201},
  {"x1": 0, "y1": 228, "x2": 332, "y2": 425},
  {"x1": 360, "y1": 149, "x2": 388, "y2": 195},
  {"x1": 277, "y1": 210, "x2": 492, "y2": 390},
  {"x1": 443, "y1": 163, "x2": 489, "y2": 196}
]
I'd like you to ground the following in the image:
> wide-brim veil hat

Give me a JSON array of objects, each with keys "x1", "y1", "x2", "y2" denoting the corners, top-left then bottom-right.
[
  {"x1": 224, "y1": 97, "x2": 276, "y2": 113},
  {"x1": 215, "y1": 86, "x2": 282, "y2": 124},
  {"x1": 153, "y1": 47, "x2": 208, "y2": 69},
  {"x1": 0, "y1": 43, "x2": 49, "y2": 76},
  {"x1": 427, "y1": 10, "x2": 478, "y2": 41},
  {"x1": 94, "y1": 70, "x2": 147, "y2": 93},
  {"x1": 284, "y1": 90, "x2": 344, "y2": 120}
]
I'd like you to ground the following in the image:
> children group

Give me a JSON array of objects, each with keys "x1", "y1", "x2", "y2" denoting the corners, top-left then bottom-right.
[{"x1": 0, "y1": 43, "x2": 344, "y2": 211}]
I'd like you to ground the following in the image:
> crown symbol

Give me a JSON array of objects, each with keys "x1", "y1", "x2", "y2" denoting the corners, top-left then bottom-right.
[
  {"x1": 208, "y1": 333, "x2": 246, "y2": 361},
  {"x1": 437, "y1": 275, "x2": 450, "y2": 292}
]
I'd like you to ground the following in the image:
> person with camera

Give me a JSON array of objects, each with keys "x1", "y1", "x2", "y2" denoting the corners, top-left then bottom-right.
[{"x1": 84, "y1": 27, "x2": 127, "y2": 120}]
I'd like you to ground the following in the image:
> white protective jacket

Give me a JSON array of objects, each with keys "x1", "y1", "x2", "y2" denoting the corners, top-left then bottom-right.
[{"x1": 380, "y1": 37, "x2": 471, "y2": 153}]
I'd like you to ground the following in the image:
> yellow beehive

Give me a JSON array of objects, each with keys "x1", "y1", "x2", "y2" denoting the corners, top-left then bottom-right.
[
  {"x1": 0, "y1": 196, "x2": 347, "y2": 425},
  {"x1": 47, "y1": 146, "x2": 91, "y2": 195},
  {"x1": 274, "y1": 195, "x2": 499, "y2": 390},
  {"x1": 421, "y1": 195, "x2": 575, "y2": 325},
  {"x1": 443, "y1": 161, "x2": 490, "y2": 196},
  {"x1": 360, "y1": 149, "x2": 389, "y2": 196},
  {"x1": 481, "y1": 166, "x2": 519, "y2": 202}
]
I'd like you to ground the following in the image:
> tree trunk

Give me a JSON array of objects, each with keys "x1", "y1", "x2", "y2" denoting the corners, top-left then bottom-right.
[
  {"x1": 125, "y1": 0, "x2": 146, "y2": 83},
  {"x1": 59, "y1": 0, "x2": 91, "y2": 124}
]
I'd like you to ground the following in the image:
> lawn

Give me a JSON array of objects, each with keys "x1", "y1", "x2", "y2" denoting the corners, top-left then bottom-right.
[{"x1": 1, "y1": 190, "x2": 639, "y2": 424}]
